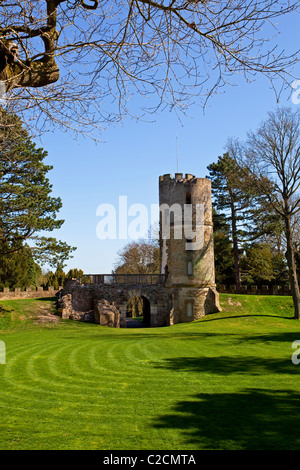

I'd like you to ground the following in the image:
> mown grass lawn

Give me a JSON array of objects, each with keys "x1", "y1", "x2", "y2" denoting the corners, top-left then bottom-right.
[{"x1": 0, "y1": 293, "x2": 300, "y2": 450}]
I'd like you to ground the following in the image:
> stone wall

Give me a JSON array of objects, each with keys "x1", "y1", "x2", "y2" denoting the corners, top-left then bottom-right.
[
  {"x1": 58, "y1": 280, "x2": 172, "y2": 327},
  {"x1": 170, "y1": 286, "x2": 221, "y2": 323},
  {"x1": 0, "y1": 286, "x2": 61, "y2": 300},
  {"x1": 218, "y1": 284, "x2": 292, "y2": 296},
  {"x1": 59, "y1": 279, "x2": 222, "y2": 327}
]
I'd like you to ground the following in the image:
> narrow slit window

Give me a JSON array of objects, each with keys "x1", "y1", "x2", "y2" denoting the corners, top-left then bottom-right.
[
  {"x1": 187, "y1": 302, "x2": 193, "y2": 318},
  {"x1": 187, "y1": 260, "x2": 193, "y2": 276}
]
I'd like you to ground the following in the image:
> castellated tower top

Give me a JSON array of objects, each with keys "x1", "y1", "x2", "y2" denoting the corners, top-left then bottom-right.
[{"x1": 159, "y1": 173, "x2": 195, "y2": 182}]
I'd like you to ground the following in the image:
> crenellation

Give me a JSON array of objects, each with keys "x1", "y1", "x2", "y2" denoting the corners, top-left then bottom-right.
[
  {"x1": 160, "y1": 173, "x2": 199, "y2": 182},
  {"x1": 0, "y1": 286, "x2": 61, "y2": 300}
]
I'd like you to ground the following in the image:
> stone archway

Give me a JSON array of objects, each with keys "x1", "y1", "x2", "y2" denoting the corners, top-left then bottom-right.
[{"x1": 124, "y1": 288, "x2": 157, "y2": 328}]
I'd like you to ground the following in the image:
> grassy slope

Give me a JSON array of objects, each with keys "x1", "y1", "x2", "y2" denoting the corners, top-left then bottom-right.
[{"x1": 0, "y1": 294, "x2": 300, "y2": 450}]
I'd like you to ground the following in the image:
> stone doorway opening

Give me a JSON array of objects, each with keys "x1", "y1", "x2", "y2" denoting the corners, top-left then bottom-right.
[
  {"x1": 141, "y1": 295, "x2": 151, "y2": 327},
  {"x1": 126, "y1": 295, "x2": 151, "y2": 328}
]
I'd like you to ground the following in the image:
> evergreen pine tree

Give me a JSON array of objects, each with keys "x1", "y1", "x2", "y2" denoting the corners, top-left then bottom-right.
[
  {"x1": 0, "y1": 110, "x2": 76, "y2": 269},
  {"x1": 207, "y1": 153, "x2": 277, "y2": 289}
]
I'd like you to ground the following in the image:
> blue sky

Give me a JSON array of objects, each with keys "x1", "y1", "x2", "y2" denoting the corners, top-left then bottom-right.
[{"x1": 38, "y1": 11, "x2": 300, "y2": 274}]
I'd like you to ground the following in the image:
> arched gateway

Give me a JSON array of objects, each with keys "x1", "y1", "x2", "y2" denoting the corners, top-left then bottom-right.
[
  {"x1": 59, "y1": 276, "x2": 171, "y2": 327},
  {"x1": 59, "y1": 173, "x2": 221, "y2": 327}
]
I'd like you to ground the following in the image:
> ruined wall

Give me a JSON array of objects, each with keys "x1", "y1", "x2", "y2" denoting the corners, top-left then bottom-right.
[
  {"x1": 59, "y1": 280, "x2": 172, "y2": 327},
  {"x1": 94, "y1": 299, "x2": 121, "y2": 328}
]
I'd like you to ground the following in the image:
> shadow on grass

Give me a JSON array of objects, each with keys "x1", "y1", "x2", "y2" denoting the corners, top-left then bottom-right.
[
  {"x1": 34, "y1": 297, "x2": 58, "y2": 302},
  {"x1": 204, "y1": 313, "x2": 294, "y2": 321},
  {"x1": 151, "y1": 354, "x2": 299, "y2": 376},
  {"x1": 153, "y1": 388, "x2": 300, "y2": 449},
  {"x1": 0, "y1": 304, "x2": 12, "y2": 315},
  {"x1": 79, "y1": 331, "x2": 233, "y2": 342},
  {"x1": 151, "y1": 349, "x2": 300, "y2": 449},
  {"x1": 80, "y1": 330, "x2": 300, "y2": 346}
]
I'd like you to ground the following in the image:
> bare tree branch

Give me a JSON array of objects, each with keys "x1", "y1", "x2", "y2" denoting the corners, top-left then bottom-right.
[{"x1": 0, "y1": 0, "x2": 298, "y2": 135}]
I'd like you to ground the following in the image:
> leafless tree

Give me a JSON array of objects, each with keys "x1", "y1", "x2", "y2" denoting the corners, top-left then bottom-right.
[
  {"x1": 0, "y1": 0, "x2": 299, "y2": 136},
  {"x1": 113, "y1": 240, "x2": 160, "y2": 274},
  {"x1": 229, "y1": 107, "x2": 300, "y2": 319}
]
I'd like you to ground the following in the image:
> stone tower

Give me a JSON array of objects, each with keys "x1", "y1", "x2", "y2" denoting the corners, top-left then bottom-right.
[{"x1": 159, "y1": 173, "x2": 221, "y2": 323}]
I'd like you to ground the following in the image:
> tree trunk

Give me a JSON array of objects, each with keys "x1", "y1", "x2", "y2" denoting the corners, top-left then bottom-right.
[
  {"x1": 0, "y1": 1, "x2": 61, "y2": 92},
  {"x1": 285, "y1": 214, "x2": 300, "y2": 319},
  {"x1": 230, "y1": 199, "x2": 241, "y2": 290}
]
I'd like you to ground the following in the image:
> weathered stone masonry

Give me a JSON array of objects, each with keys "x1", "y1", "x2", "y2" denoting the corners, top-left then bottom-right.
[
  {"x1": 159, "y1": 173, "x2": 221, "y2": 323},
  {"x1": 0, "y1": 286, "x2": 61, "y2": 301},
  {"x1": 59, "y1": 279, "x2": 172, "y2": 327}
]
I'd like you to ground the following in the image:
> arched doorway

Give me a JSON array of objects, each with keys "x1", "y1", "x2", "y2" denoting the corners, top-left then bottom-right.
[{"x1": 126, "y1": 295, "x2": 151, "y2": 327}]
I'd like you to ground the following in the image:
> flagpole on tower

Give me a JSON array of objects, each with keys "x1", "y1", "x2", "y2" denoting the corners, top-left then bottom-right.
[{"x1": 176, "y1": 136, "x2": 179, "y2": 172}]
